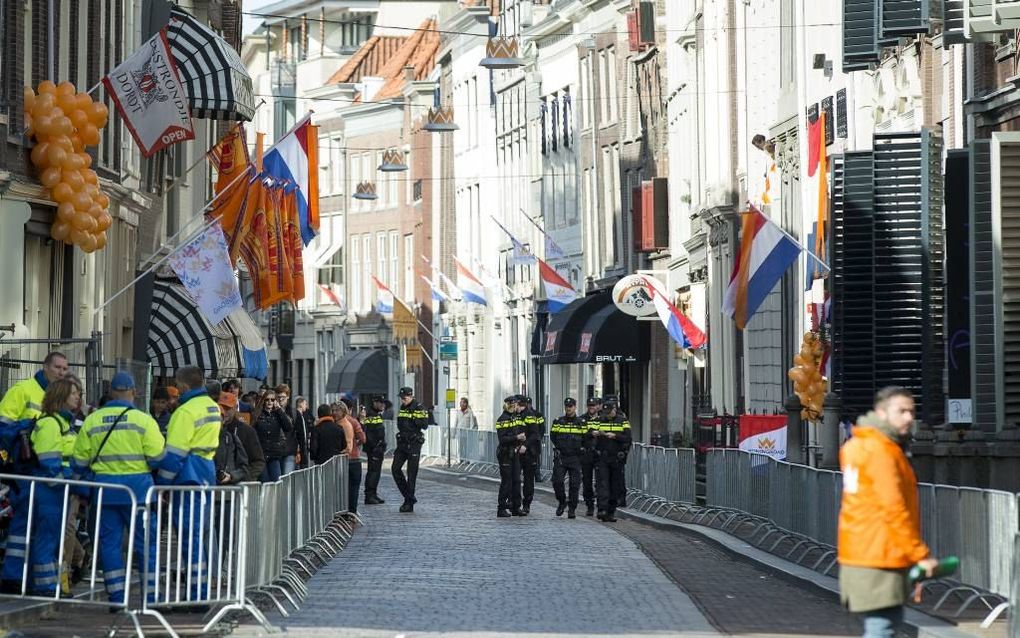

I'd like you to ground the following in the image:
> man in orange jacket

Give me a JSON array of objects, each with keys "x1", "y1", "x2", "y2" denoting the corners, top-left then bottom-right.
[{"x1": 837, "y1": 387, "x2": 939, "y2": 637}]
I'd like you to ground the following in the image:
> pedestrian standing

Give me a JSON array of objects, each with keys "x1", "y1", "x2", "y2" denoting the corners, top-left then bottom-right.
[
  {"x1": 361, "y1": 395, "x2": 387, "y2": 505},
  {"x1": 150, "y1": 387, "x2": 172, "y2": 435},
  {"x1": 215, "y1": 393, "x2": 250, "y2": 485},
  {"x1": 310, "y1": 404, "x2": 347, "y2": 463},
  {"x1": 495, "y1": 396, "x2": 524, "y2": 517},
  {"x1": 336, "y1": 401, "x2": 366, "y2": 514},
  {"x1": 550, "y1": 397, "x2": 586, "y2": 519},
  {"x1": 455, "y1": 397, "x2": 478, "y2": 429},
  {"x1": 578, "y1": 397, "x2": 602, "y2": 516},
  {"x1": 392, "y1": 387, "x2": 428, "y2": 513},
  {"x1": 838, "y1": 387, "x2": 939, "y2": 638},
  {"x1": 218, "y1": 392, "x2": 264, "y2": 481},
  {"x1": 518, "y1": 396, "x2": 544, "y2": 515},
  {"x1": 71, "y1": 372, "x2": 164, "y2": 605},
  {"x1": 156, "y1": 366, "x2": 221, "y2": 606},
  {"x1": 275, "y1": 384, "x2": 299, "y2": 474},
  {"x1": 591, "y1": 398, "x2": 631, "y2": 523},
  {"x1": 252, "y1": 390, "x2": 292, "y2": 482},
  {"x1": 294, "y1": 397, "x2": 314, "y2": 468},
  {"x1": 0, "y1": 351, "x2": 68, "y2": 427}
]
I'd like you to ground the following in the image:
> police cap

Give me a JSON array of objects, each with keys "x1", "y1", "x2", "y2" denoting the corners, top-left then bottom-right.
[
  {"x1": 564, "y1": 397, "x2": 577, "y2": 407},
  {"x1": 398, "y1": 387, "x2": 414, "y2": 398},
  {"x1": 371, "y1": 394, "x2": 386, "y2": 404},
  {"x1": 503, "y1": 395, "x2": 517, "y2": 405},
  {"x1": 587, "y1": 397, "x2": 601, "y2": 407}
]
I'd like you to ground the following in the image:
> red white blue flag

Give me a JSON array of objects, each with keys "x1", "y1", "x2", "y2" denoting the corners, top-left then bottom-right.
[
  {"x1": 538, "y1": 258, "x2": 578, "y2": 313},
  {"x1": 646, "y1": 278, "x2": 707, "y2": 349},
  {"x1": 454, "y1": 257, "x2": 488, "y2": 306},
  {"x1": 263, "y1": 115, "x2": 319, "y2": 245}
]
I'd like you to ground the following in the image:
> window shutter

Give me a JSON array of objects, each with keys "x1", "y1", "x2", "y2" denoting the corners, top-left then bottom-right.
[
  {"x1": 843, "y1": 0, "x2": 881, "y2": 72},
  {"x1": 969, "y1": 139, "x2": 997, "y2": 430},
  {"x1": 638, "y1": 1, "x2": 656, "y2": 45},
  {"x1": 832, "y1": 151, "x2": 877, "y2": 419},
  {"x1": 943, "y1": 0, "x2": 967, "y2": 42},
  {"x1": 880, "y1": 0, "x2": 933, "y2": 37},
  {"x1": 993, "y1": 134, "x2": 1020, "y2": 429},
  {"x1": 944, "y1": 150, "x2": 971, "y2": 411}
]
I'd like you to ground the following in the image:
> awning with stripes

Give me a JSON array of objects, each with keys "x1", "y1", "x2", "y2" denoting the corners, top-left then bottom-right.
[
  {"x1": 147, "y1": 277, "x2": 268, "y2": 380},
  {"x1": 167, "y1": 6, "x2": 255, "y2": 121}
]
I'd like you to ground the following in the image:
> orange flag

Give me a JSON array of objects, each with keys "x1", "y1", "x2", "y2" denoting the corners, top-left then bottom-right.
[
  {"x1": 209, "y1": 123, "x2": 249, "y2": 191},
  {"x1": 283, "y1": 186, "x2": 306, "y2": 303},
  {"x1": 815, "y1": 112, "x2": 828, "y2": 264},
  {"x1": 239, "y1": 178, "x2": 271, "y2": 309},
  {"x1": 262, "y1": 182, "x2": 293, "y2": 308},
  {"x1": 306, "y1": 124, "x2": 319, "y2": 233},
  {"x1": 206, "y1": 125, "x2": 254, "y2": 262}
]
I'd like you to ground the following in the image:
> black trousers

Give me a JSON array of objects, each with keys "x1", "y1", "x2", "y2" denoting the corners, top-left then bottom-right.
[
  {"x1": 348, "y1": 459, "x2": 362, "y2": 514},
  {"x1": 392, "y1": 443, "x2": 422, "y2": 502},
  {"x1": 521, "y1": 453, "x2": 538, "y2": 507},
  {"x1": 497, "y1": 449, "x2": 521, "y2": 511},
  {"x1": 580, "y1": 457, "x2": 596, "y2": 508},
  {"x1": 552, "y1": 454, "x2": 581, "y2": 508},
  {"x1": 595, "y1": 457, "x2": 626, "y2": 515},
  {"x1": 364, "y1": 445, "x2": 384, "y2": 499}
]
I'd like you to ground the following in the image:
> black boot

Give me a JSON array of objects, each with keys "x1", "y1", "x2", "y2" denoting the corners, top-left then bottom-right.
[
  {"x1": 521, "y1": 504, "x2": 530, "y2": 515},
  {"x1": 567, "y1": 508, "x2": 577, "y2": 519},
  {"x1": 585, "y1": 505, "x2": 595, "y2": 517},
  {"x1": 365, "y1": 495, "x2": 385, "y2": 505},
  {"x1": 511, "y1": 508, "x2": 524, "y2": 516},
  {"x1": 497, "y1": 509, "x2": 511, "y2": 518},
  {"x1": 399, "y1": 500, "x2": 414, "y2": 513},
  {"x1": 597, "y1": 510, "x2": 608, "y2": 521},
  {"x1": 555, "y1": 503, "x2": 566, "y2": 517}
]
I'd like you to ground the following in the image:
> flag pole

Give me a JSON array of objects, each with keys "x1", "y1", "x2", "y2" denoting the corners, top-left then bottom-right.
[{"x1": 743, "y1": 202, "x2": 831, "y2": 272}]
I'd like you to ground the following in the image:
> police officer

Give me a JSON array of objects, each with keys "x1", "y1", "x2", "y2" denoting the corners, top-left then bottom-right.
[
  {"x1": 591, "y1": 397, "x2": 631, "y2": 523},
  {"x1": 156, "y1": 366, "x2": 221, "y2": 604},
  {"x1": 550, "y1": 397, "x2": 586, "y2": 519},
  {"x1": 495, "y1": 396, "x2": 524, "y2": 517},
  {"x1": 361, "y1": 394, "x2": 387, "y2": 505},
  {"x1": 517, "y1": 396, "x2": 544, "y2": 515},
  {"x1": 0, "y1": 351, "x2": 69, "y2": 427},
  {"x1": 392, "y1": 387, "x2": 428, "y2": 513},
  {"x1": 71, "y1": 372, "x2": 164, "y2": 605},
  {"x1": 578, "y1": 397, "x2": 602, "y2": 516}
]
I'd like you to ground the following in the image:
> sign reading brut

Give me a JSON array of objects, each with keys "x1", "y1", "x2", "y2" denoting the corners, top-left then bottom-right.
[
  {"x1": 102, "y1": 29, "x2": 195, "y2": 158},
  {"x1": 612, "y1": 275, "x2": 660, "y2": 317}
]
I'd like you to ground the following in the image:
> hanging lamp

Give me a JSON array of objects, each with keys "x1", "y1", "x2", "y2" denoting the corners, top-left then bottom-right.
[
  {"x1": 480, "y1": 36, "x2": 524, "y2": 69},
  {"x1": 378, "y1": 148, "x2": 409, "y2": 172},
  {"x1": 353, "y1": 181, "x2": 378, "y2": 200}
]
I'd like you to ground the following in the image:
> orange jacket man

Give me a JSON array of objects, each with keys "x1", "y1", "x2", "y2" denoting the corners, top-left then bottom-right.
[{"x1": 837, "y1": 387, "x2": 939, "y2": 638}]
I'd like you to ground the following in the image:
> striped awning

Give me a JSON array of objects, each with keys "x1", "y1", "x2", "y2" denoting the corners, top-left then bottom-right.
[
  {"x1": 166, "y1": 7, "x2": 255, "y2": 121},
  {"x1": 147, "y1": 278, "x2": 268, "y2": 380}
]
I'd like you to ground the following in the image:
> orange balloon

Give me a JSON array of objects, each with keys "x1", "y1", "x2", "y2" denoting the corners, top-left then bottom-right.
[
  {"x1": 40, "y1": 166, "x2": 62, "y2": 189},
  {"x1": 30, "y1": 141, "x2": 50, "y2": 167},
  {"x1": 96, "y1": 212, "x2": 112, "y2": 232},
  {"x1": 69, "y1": 228, "x2": 89, "y2": 246},
  {"x1": 37, "y1": 80, "x2": 57, "y2": 96},
  {"x1": 56, "y1": 81, "x2": 75, "y2": 96},
  {"x1": 80, "y1": 152, "x2": 92, "y2": 168},
  {"x1": 57, "y1": 202, "x2": 76, "y2": 222},
  {"x1": 80, "y1": 124, "x2": 100, "y2": 146},
  {"x1": 72, "y1": 211, "x2": 97, "y2": 232},
  {"x1": 94, "y1": 231, "x2": 107, "y2": 251},
  {"x1": 60, "y1": 151, "x2": 83, "y2": 171},
  {"x1": 52, "y1": 182, "x2": 74, "y2": 203},
  {"x1": 23, "y1": 87, "x2": 36, "y2": 113},
  {"x1": 63, "y1": 169, "x2": 85, "y2": 191},
  {"x1": 33, "y1": 115, "x2": 54, "y2": 137},
  {"x1": 85, "y1": 184, "x2": 99, "y2": 199},
  {"x1": 55, "y1": 116, "x2": 73, "y2": 137},
  {"x1": 87, "y1": 204, "x2": 102, "y2": 218},
  {"x1": 69, "y1": 109, "x2": 89, "y2": 130},
  {"x1": 57, "y1": 93, "x2": 76, "y2": 115},
  {"x1": 74, "y1": 93, "x2": 92, "y2": 112},
  {"x1": 50, "y1": 221, "x2": 71, "y2": 242},
  {"x1": 79, "y1": 233, "x2": 98, "y2": 253},
  {"x1": 72, "y1": 190, "x2": 92, "y2": 211},
  {"x1": 31, "y1": 92, "x2": 55, "y2": 118},
  {"x1": 89, "y1": 103, "x2": 109, "y2": 128},
  {"x1": 81, "y1": 169, "x2": 98, "y2": 185},
  {"x1": 51, "y1": 135, "x2": 73, "y2": 153},
  {"x1": 95, "y1": 192, "x2": 109, "y2": 208},
  {"x1": 46, "y1": 143, "x2": 67, "y2": 167},
  {"x1": 70, "y1": 135, "x2": 84, "y2": 153}
]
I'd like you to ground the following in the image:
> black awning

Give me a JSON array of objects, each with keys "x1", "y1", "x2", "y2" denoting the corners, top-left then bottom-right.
[
  {"x1": 539, "y1": 292, "x2": 610, "y2": 364},
  {"x1": 574, "y1": 303, "x2": 650, "y2": 364},
  {"x1": 326, "y1": 348, "x2": 389, "y2": 395}
]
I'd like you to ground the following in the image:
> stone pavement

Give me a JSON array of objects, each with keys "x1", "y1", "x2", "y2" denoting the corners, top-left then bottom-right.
[{"x1": 234, "y1": 471, "x2": 718, "y2": 638}]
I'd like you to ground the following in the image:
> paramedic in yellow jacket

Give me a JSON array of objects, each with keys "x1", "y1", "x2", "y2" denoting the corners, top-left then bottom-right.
[
  {"x1": 0, "y1": 352, "x2": 69, "y2": 426},
  {"x1": 156, "y1": 366, "x2": 221, "y2": 603}
]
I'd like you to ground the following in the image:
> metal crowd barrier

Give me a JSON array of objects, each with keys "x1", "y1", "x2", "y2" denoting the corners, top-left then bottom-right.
[
  {"x1": 704, "y1": 448, "x2": 1019, "y2": 626},
  {"x1": 625, "y1": 443, "x2": 697, "y2": 505}
]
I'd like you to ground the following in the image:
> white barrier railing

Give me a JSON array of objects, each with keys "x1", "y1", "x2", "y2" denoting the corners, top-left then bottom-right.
[{"x1": 706, "y1": 448, "x2": 1018, "y2": 626}]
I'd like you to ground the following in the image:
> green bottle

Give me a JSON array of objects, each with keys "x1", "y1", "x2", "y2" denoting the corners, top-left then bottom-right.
[{"x1": 908, "y1": 556, "x2": 959, "y2": 584}]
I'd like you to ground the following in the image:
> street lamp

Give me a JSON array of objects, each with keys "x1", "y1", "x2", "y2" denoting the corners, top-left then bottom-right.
[
  {"x1": 353, "y1": 181, "x2": 379, "y2": 200},
  {"x1": 378, "y1": 148, "x2": 409, "y2": 172},
  {"x1": 479, "y1": 36, "x2": 524, "y2": 69}
]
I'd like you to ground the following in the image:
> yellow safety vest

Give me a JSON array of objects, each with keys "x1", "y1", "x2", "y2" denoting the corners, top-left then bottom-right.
[
  {"x1": 73, "y1": 404, "x2": 165, "y2": 475},
  {"x1": 0, "y1": 376, "x2": 45, "y2": 424}
]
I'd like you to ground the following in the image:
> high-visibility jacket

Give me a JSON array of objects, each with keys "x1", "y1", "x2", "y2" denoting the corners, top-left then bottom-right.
[
  {"x1": 495, "y1": 410, "x2": 524, "y2": 450},
  {"x1": 550, "y1": 415, "x2": 587, "y2": 457},
  {"x1": 592, "y1": 413, "x2": 632, "y2": 456},
  {"x1": 362, "y1": 409, "x2": 386, "y2": 451},
  {"x1": 33, "y1": 411, "x2": 75, "y2": 479},
  {"x1": 521, "y1": 408, "x2": 545, "y2": 457},
  {"x1": 72, "y1": 400, "x2": 165, "y2": 504},
  {"x1": 157, "y1": 389, "x2": 221, "y2": 485},
  {"x1": 837, "y1": 423, "x2": 930, "y2": 569},
  {"x1": 0, "y1": 372, "x2": 47, "y2": 425},
  {"x1": 395, "y1": 400, "x2": 428, "y2": 441}
]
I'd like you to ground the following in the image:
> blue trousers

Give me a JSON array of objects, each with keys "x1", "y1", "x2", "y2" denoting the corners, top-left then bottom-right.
[
  {"x1": 282, "y1": 455, "x2": 296, "y2": 476},
  {"x1": 260, "y1": 458, "x2": 282, "y2": 482},
  {"x1": 861, "y1": 606, "x2": 903, "y2": 638},
  {"x1": 1, "y1": 482, "x2": 63, "y2": 595},
  {"x1": 171, "y1": 491, "x2": 210, "y2": 600},
  {"x1": 98, "y1": 503, "x2": 156, "y2": 604}
]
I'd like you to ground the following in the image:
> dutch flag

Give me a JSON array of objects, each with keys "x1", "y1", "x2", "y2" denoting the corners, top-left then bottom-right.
[
  {"x1": 454, "y1": 257, "x2": 488, "y2": 306},
  {"x1": 538, "y1": 258, "x2": 578, "y2": 313},
  {"x1": 372, "y1": 276, "x2": 394, "y2": 314}
]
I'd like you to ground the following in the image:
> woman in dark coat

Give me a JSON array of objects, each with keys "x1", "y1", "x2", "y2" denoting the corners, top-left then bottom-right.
[{"x1": 252, "y1": 389, "x2": 292, "y2": 482}]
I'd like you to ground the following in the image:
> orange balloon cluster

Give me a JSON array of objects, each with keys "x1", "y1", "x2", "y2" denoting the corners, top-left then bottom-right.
[
  {"x1": 788, "y1": 331, "x2": 826, "y2": 421},
  {"x1": 24, "y1": 81, "x2": 111, "y2": 253}
]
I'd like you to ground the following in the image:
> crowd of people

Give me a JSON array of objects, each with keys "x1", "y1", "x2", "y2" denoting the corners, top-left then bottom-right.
[
  {"x1": 495, "y1": 394, "x2": 631, "y2": 522},
  {"x1": 0, "y1": 351, "x2": 393, "y2": 604}
]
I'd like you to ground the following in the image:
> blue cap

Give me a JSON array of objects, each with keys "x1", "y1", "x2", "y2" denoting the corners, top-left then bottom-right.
[{"x1": 110, "y1": 372, "x2": 135, "y2": 391}]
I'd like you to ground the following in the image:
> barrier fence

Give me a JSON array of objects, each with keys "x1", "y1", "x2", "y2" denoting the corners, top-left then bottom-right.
[
  {"x1": 0, "y1": 454, "x2": 352, "y2": 637},
  {"x1": 705, "y1": 448, "x2": 1018, "y2": 626}
]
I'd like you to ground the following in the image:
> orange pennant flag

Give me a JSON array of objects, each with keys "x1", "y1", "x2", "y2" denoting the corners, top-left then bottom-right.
[
  {"x1": 305, "y1": 124, "x2": 320, "y2": 233},
  {"x1": 262, "y1": 183, "x2": 293, "y2": 308},
  {"x1": 239, "y1": 178, "x2": 272, "y2": 310},
  {"x1": 815, "y1": 112, "x2": 828, "y2": 264},
  {"x1": 284, "y1": 186, "x2": 306, "y2": 303}
]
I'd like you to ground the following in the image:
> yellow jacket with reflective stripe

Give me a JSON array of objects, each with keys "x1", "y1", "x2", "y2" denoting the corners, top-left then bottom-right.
[
  {"x1": 0, "y1": 375, "x2": 45, "y2": 424},
  {"x1": 73, "y1": 403, "x2": 165, "y2": 475},
  {"x1": 32, "y1": 412, "x2": 74, "y2": 478},
  {"x1": 157, "y1": 393, "x2": 221, "y2": 485}
]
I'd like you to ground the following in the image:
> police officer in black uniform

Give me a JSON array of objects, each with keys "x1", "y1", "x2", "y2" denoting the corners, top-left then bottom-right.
[
  {"x1": 591, "y1": 397, "x2": 631, "y2": 522},
  {"x1": 495, "y1": 395, "x2": 525, "y2": 517},
  {"x1": 550, "y1": 397, "x2": 586, "y2": 518},
  {"x1": 361, "y1": 394, "x2": 387, "y2": 505},
  {"x1": 518, "y1": 395, "x2": 544, "y2": 515},
  {"x1": 392, "y1": 387, "x2": 428, "y2": 513},
  {"x1": 578, "y1": 396, "x2": 602, "y2": 516}
]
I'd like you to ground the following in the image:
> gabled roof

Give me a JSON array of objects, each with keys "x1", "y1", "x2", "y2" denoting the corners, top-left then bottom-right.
[
  {"x1": 328, "y1": 35, "x2": 406, "y2": 84},
  {"x1": 325, "y1": 19, "x2": 440, "y2": 101}
]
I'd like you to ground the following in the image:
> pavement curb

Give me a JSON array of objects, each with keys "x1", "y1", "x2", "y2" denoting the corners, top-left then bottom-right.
[{"x1": 420, "y1": 464, "x2": 982, "y2": 638}]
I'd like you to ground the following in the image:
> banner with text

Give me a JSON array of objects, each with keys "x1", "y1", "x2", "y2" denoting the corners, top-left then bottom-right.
[{"x1": 738, "y1": 414, "x2": 787, "y2": 460}]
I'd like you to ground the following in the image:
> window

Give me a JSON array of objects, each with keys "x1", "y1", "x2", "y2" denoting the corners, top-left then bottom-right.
[
  {"x1": 351, "y1": 153, "x2": 361, "y2": 209},
  {"x1": 351, "y1": 240, "x2": 361, "y2": 310},
  {"x1": 610, "y1": 144, "x2": 621, "y2": 265},
  {"x1": 607, "y1": 47, "x2": 619, "y2": 122},
  {"x1": 540, "y1": 97, "x2": 548, "y2": 155},
  {"x1": 603, "y1": 146, "x2": 614, "y2": 261},
  {"x1": 377, "y1": 232, "x2": 387, "y2": 287},
  {"x1": 413, "y1": 179, "x2": 423, "y2": 202},
  {"x1": 551, "y1": 93, "x2": 559, "y2": 151},
  {"x1": 404, "y1": 234, "x2": 414, "y2": 301},
  {"x1": 389, "y1": 231, "x2": 399, "y2": 292},
  {"x1": 389, "y1": 161, "x2": 398, "y2": 205},
  {"x1": 362, "y1": 234, "x2": 372, "y2": 310},
  {"x1": 318, "y1": 248, "x2": 344, "y2": 287},
  {"x1": 331, "y1": 137, "x2": 343, "y2": 194},
  {"x1": 375, "y1": 151, "x2": 385, "y2": 207},
  {"x1": 579, "y1": 57, "x2": 592, "y2": 129},
  {"x1": 597, "y1": 51, "x2": 607, "y2": 123},
  {"x1": 562, "y1": 89, "x2": 572, "y2": 148}
]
